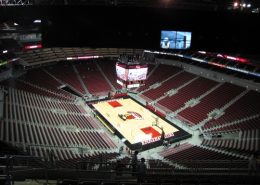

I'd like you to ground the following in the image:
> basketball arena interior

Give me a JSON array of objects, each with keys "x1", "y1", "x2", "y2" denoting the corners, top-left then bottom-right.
[{"x1": 0, "y1": 1, "x2": 260, "y2": 185}]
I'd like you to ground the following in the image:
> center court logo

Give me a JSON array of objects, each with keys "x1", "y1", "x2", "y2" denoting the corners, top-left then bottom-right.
[{"x1": 118, "y1": 111, "x2": 143, "y2": 120}]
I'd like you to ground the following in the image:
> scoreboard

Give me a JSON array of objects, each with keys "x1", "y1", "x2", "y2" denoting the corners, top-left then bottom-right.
[{"x1": 116, "y1": 62, "x2": 148, "y2": 88}]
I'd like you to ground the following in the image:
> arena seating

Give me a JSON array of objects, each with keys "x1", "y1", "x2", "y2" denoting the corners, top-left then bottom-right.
[
  {"x1": 98, "y1": 60, "x2": 121, "y2": 89},
  {"x1": 45, "y1": 63, "x2": 86, "y2": 95},
  {"x1": 142, "y1": 71, "x2": 196, "y2": 100},
  {"x1": 204, "y1": 116, "x2": 260, "y2": 135},
  {"x1": 148, "y1": 159, "x2": 172, "y2": 168},
  {"x1": 15, "y1": 48, "x2": 144, "y2": 66},
  {"x1": 0, "y1": 78, "x2": 71, "y2": 101},
  {"x1": 20, "y1": 69, "x2": 75, "y2": 100},
  {"x1": 1, "y1": 55, "x2": 260, "y2": 184},
  {"x1": 203, "y1": 90, "x2": 260, "y2": 130},
  {"x1": 159, "y1": 143, "x2": 246, "y2": 168},
  {"x1": 75, "y1": 62, "x2": 112, "y2": 95},
  {"x1": 157, "y1": 77, "x2": 218, "y2": 112},
  {"x1": 159, "y1": 143, "x2": 193, "y2": 157},
  {"x1": 178, "y1": 83, "x2": 246, "y2": 125},
  {"x1": 0, "y1": 87, "x2": 117, "y2": 162},
  {"x1": 56, "y1": 151, "x2": 120, "y2": 169},
  {"x1": 138, "y1": 65, "x2": 182, "y2": 92},
  {"x1": 145, "y1": 64, "x2": 155, "y2": 77},
  {"x1": 202, "y1": 129, "x2": 259, "y2": 155}
]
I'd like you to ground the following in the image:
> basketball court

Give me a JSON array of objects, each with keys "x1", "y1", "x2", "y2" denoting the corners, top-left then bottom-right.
[{"x1": 92, "y1": 98, "x2": 179, "y2": 146}]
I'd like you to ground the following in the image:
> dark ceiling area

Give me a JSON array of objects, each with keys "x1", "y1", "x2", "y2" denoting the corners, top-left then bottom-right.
[
  {"x1": 32, "y1": 0, "x2": 260, "y2": 10},
  {"x1": 33, "y1": 0, "x2": 221, "y2": 10},
  {"x1": 0, "y1": 3, "x2": 260, "y2": 55}
]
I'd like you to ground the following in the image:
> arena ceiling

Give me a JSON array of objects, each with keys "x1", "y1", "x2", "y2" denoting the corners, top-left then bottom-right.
[
  {"x1": 0, "y1": 0, "x2": 259, "y2": 11},
  {"x1": 34, "y1": 0, "x2": 259, "y2": 9},
  {"x1": 0, "y1": 0, "x2": 260, "y2": 56}
]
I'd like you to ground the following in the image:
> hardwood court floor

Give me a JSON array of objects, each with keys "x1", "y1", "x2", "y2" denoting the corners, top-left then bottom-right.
[{"x1": 92, "y1": 98, "x2": 178, "y2": 144}]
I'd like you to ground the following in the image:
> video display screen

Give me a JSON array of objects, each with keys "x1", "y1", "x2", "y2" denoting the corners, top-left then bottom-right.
[
  {"x1": 160, "y1": 30, "x2": 192, "y2": 49},
  {"x1": 116, "y1": 63, "x2": 148, "y2": 87},
  {"x1": 116, "y1": 63, "x2": 128, "y2": 81},
  {"x1": 128, "y1": 66, "x2": 148, "y2": 81}
]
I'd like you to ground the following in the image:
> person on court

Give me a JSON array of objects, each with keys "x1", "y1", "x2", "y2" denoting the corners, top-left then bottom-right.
[{"x1": 131, "y1": 151, "x2": 139, "y2": 176}]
